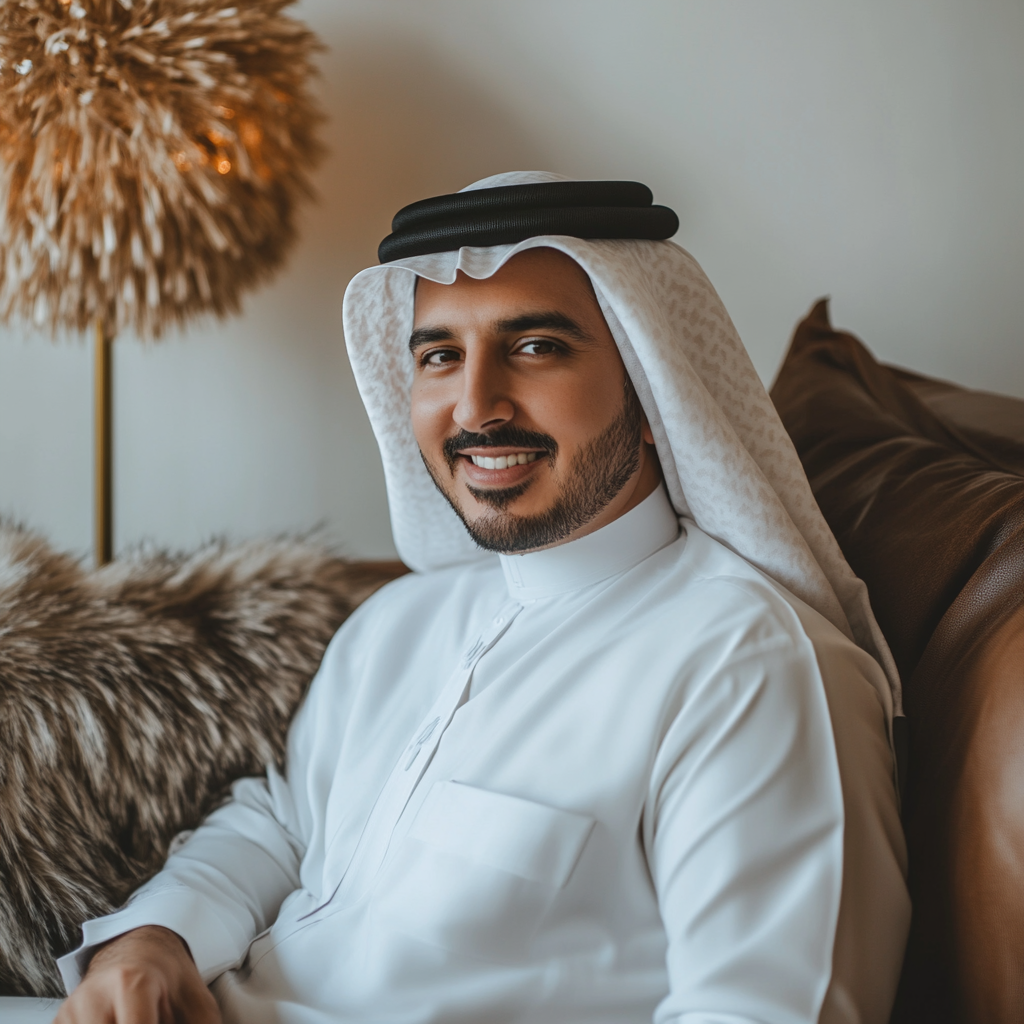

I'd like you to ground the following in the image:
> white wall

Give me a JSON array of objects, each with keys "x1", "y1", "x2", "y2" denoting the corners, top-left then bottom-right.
[{"x1": 1, "y1": 0, "x2": 1021, "y2": 562}]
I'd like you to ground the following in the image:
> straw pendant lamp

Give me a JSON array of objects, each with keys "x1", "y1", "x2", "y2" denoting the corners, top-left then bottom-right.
[{"x1": 0, "y1": 0, "x2": 324, "y2": 564}]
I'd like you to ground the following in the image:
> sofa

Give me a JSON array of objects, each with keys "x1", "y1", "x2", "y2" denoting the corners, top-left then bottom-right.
[{"x1": 772, "y1": 300, "x2": 1024, "y2": 1024}]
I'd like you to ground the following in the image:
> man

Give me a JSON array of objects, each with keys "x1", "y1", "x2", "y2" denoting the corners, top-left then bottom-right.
[{"x1": 56, "y1": 172, "x2": 909, "y2": 1024}]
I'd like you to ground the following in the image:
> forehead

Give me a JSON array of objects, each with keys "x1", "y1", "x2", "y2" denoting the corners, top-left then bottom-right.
[{"x1": 412, "y1": 248, "x2": 601, "y2": 324}]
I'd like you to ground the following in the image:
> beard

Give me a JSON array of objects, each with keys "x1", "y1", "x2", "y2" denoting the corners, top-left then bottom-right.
[{"x1": 421, "y1": 383, "x2": 644, "y2": 554}]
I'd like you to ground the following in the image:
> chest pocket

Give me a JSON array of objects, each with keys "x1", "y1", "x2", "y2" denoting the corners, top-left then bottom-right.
[{"x1": 370, "y1": 780, "x2": 594, "y2": 962}]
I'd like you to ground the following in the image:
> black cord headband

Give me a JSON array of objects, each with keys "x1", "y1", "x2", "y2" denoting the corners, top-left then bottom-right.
[{"x1": 377, "y1": 180, "x2": 679, "y2": 263}]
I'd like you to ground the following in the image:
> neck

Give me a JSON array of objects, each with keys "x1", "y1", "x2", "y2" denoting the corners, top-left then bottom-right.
[{"x1": 498, "y1": 483, "x2": 680, "y2": 599}]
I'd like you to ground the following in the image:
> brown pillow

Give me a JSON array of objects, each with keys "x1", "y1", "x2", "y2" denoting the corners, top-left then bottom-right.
[{"x1": 771, "y1": 300, "x2": 1024, "y2": 1024}]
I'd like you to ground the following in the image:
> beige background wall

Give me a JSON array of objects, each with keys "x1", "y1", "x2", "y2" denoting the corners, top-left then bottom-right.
[{"x1": 1, "y1": 0, "x2": 1021, "y2": 561}]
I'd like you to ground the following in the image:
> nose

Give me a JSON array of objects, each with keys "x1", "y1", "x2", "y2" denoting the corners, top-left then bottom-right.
[{"x1": 452, "y1": 350, "x2": 515, "y2": 433}]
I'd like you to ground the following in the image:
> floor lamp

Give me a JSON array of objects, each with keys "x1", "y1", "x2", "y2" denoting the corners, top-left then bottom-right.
[
  {"x1": 0, "y1": 0, "x2": 325, "y2": 567},
  {"x1": 95, "y1": 322, "x2": 113, "y2": 566}
]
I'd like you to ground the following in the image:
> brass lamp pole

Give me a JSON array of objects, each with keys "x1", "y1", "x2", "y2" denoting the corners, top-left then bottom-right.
[{"x1": 94, "y1": 320, "x2": 113, "y2": 567}]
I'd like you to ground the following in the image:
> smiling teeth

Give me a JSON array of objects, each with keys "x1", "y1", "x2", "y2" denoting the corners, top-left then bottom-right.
[{"x1": 470, "y1": 452, "x2": 539, "y2": 469}]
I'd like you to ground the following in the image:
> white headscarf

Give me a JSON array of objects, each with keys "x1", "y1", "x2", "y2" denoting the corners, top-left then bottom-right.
[{"x1": 342, "y1": 171, "x2": 901, "y2": 717}]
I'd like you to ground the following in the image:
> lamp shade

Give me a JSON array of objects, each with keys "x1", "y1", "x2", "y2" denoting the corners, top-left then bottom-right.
[{"x1": 0, "y1": 0, "x2": 324, "y2": 339}]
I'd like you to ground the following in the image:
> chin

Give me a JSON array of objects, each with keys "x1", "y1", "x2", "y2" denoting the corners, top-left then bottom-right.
[{"x1": 462, "y1": 481, "x2": 539, "y2": 515}]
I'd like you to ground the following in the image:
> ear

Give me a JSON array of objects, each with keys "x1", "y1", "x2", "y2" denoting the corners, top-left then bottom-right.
[{"x1": 641, "y1": 414, "x2": 655, "y2": 446}]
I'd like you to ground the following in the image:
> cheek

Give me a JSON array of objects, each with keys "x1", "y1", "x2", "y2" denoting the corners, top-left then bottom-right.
[
  {"x1": 526, "y1": 374, "x2": 621, "y2": 449},
  {"x1": 410, "y1": 382, "x2": 453, "y2": 456}
]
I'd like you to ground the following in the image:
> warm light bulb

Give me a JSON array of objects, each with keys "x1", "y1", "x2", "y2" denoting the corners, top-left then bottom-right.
[{"x1": 240, "y1": 121, "x2": 262, "y2": 147}]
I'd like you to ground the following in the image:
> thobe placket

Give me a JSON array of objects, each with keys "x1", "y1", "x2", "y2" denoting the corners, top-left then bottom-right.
[{"x1": 314, "y1": 600, "x2": 524, "y2": 911}]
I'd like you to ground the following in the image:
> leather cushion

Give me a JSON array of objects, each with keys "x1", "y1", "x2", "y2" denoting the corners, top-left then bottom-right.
[
  {"x1": 771, "y1": 299, "x2": 1024, "y2": 1023},
  {"x1": 770, "y1": 299, "x2": 1024, "y2": 686}
]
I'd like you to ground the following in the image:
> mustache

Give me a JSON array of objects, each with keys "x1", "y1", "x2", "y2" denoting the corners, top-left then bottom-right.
[{"x1": 441, "y1": 427, "x2": 558, "y2": 471}]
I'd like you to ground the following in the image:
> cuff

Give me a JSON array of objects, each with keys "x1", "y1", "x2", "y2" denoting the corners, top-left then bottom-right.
[{"x1": 57, "y1": 885, "x2": 251, "y2": 994}]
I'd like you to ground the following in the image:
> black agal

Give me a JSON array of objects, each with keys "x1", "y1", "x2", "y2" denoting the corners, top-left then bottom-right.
[{"x1": 378, "y1": 180, "x2": 678, "y2": 263}]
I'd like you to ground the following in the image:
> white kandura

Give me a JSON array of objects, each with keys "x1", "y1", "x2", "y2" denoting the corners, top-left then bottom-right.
[{"x1": 59, "y1": 487, "x2": 909, "y2": 1024}]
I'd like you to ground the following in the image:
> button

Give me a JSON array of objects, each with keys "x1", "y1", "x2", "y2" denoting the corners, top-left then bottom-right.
[
  {"x1": 461, "y1": 637, "x2": 485, "y2": 668},
  {"x1": 404, "y1": 716, "x2": 441, "y2": 770}
]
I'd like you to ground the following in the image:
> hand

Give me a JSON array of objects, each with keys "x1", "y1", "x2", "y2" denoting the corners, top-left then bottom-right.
[{"x1": 54, "y1": 925, "x2": 222, "y2": 1024}]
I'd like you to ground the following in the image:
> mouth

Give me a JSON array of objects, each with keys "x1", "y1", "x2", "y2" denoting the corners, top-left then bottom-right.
[
  {"x1": 456, "y1": 448, "x2": 547, "y2": 487},
  {"x1": 466, "y1": 451, "x2": 539, "y2": 469}
]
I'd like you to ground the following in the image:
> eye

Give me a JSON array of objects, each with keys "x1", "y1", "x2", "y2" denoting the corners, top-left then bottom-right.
[
  {"x1": 516, "y1": 337, "x2": 562, "y2": 356},
  {"x1": 420, "y1": 347, "x2": 462, "y2": 367}
]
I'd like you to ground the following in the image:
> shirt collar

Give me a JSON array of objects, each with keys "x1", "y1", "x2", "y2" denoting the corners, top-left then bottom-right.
[{"x1": 498, "y1": 485, "x2": 681, "y2": 600}]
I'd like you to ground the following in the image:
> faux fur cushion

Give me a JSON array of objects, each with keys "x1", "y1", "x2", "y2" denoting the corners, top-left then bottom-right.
[{"x1": 0, "y1": 525, "x2": 406, "y2": 996}]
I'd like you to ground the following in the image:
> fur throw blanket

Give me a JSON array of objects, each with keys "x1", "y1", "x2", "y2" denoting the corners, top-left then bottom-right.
[{"x1": 0, "y1": 524, "x2": 405, "y2": 996}]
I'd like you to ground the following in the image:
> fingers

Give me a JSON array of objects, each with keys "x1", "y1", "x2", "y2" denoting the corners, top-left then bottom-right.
[
  {"x1": 54, "y1": 988, "x2": 113, "y2": 1024},
  {"x1": 174, "y1": 982, "x2": 222, "y2": 1024},
  {"x1": 55, "y1": 963, "x2": 219, "y2": 1024},
  {"x1": 109, "y1": 968, "x2": 165, "y2": 1024},
  {"x1": 56, "y1": 927, "x2": 220, "y2": 1024},
  {"x1": 54, "y1": 978, "x2": 125, "y2": 1024}
]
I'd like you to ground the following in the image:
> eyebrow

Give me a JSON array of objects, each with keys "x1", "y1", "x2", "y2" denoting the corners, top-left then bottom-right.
[
  {"x1": 408, "y1": 310, "x2": 588, "y2": 353},
  {"x1": 408, "y1": 326, "x2": 454, "y2": 353}
]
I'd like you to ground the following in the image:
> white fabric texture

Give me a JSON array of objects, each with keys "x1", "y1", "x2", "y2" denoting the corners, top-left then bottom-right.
[
  {"x1": 342, "y1": 170, "x2": 901, "y2": 716},
  {"x1": 57, "y1": 490, "x2": 909, "y2": 1024}
]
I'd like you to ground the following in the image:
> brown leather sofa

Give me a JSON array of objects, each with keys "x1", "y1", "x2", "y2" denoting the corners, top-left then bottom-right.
[{"x1": 771, "y1": 300, "x2": 1024, "y2": 1024}]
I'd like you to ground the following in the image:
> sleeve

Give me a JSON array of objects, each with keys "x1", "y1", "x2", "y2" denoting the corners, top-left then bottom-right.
[
  {"x1": 644, "y1": 595, "x2": 846, "y2": 1024},
  {"x1": 56, "y1": 636, "x2": 334, "y2": 992}
]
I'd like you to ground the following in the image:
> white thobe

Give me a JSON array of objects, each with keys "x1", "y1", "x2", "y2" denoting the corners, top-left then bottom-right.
[{"x1": 59, "y1": 487, "x2": 909, "y2": 1023}]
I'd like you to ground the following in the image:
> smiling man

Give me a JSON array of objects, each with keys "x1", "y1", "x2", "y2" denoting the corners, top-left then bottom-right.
[{"x1": 56, "y1": 172, "x2": 910, "y2": 1024}]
